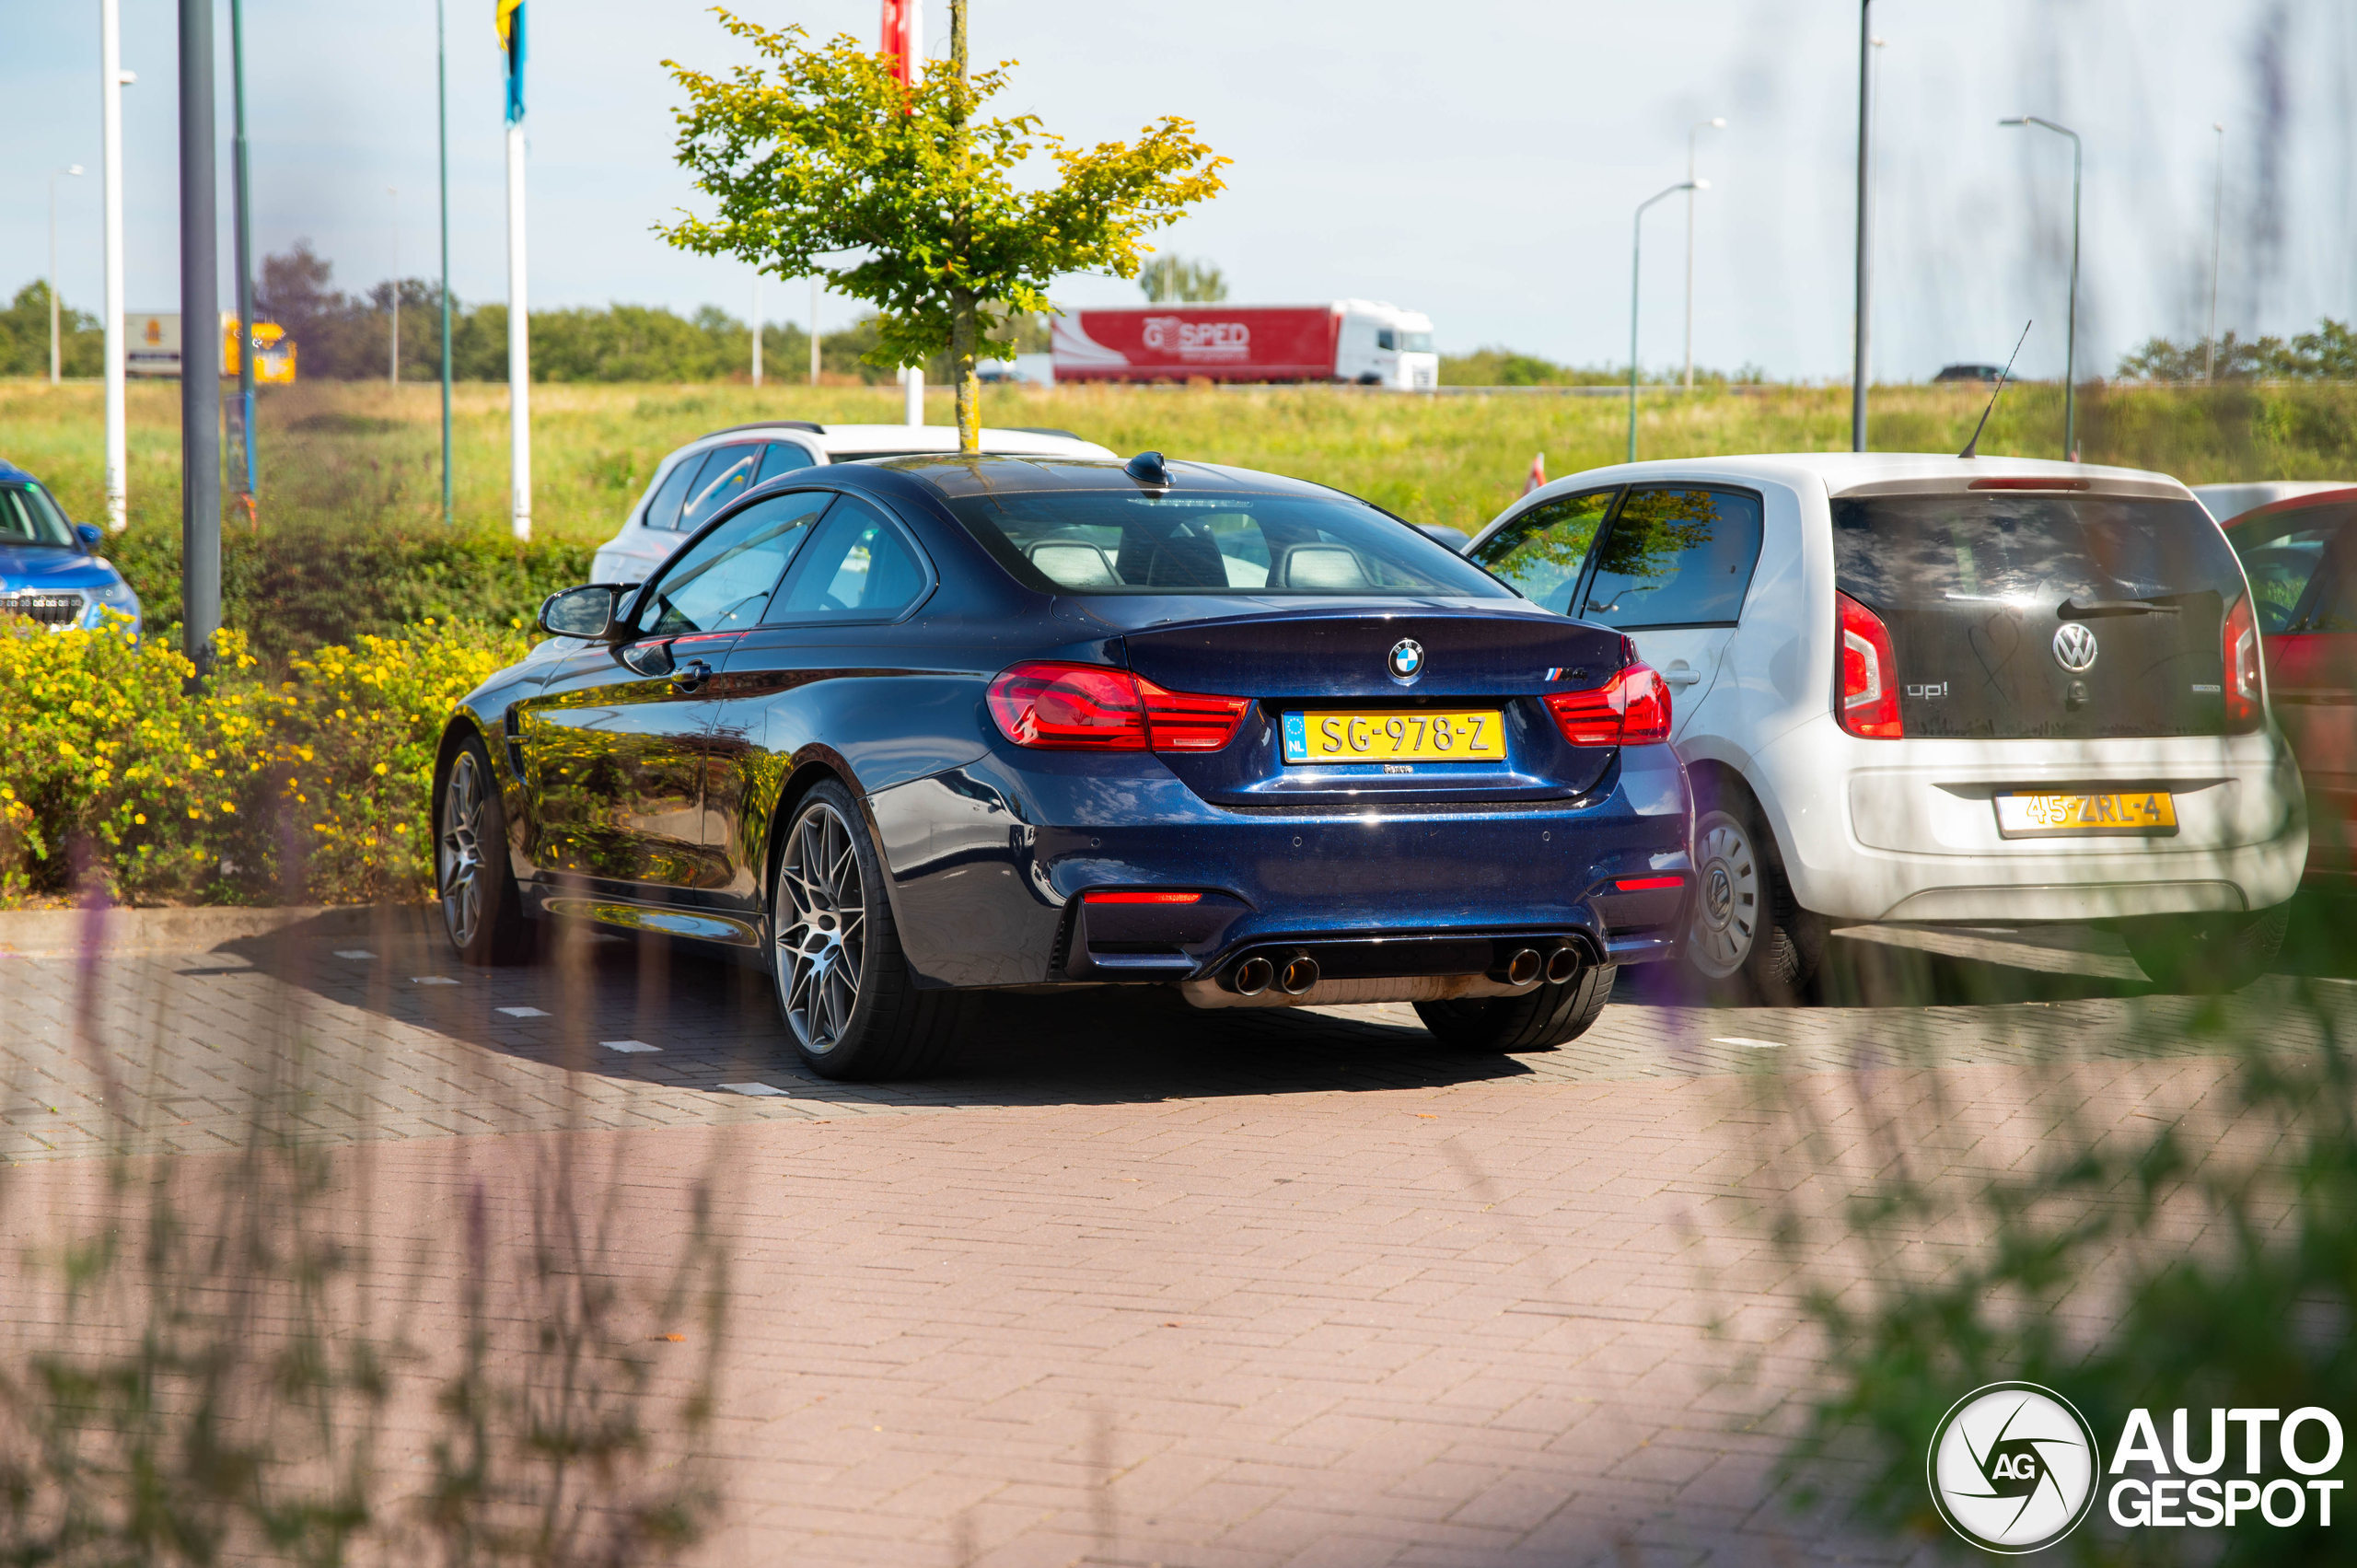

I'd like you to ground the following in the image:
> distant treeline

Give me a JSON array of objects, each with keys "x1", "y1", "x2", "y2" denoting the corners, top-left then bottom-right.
[
  {"x1": 2116, "y1": 319, "x2": 2357, "y2": 382},
  {"x1": 258, "y1": 240, "x2": 1041, "y2": 385},
  {"x1": 1439, "y1": 345, "x2": 1769, "y2": 388},
  {"x1": 0, "y1": 283, "x2": 105, "y2": 377}
]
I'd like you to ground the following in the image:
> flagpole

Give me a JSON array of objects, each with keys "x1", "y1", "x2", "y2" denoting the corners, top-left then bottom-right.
[
  {"x1": 504, "y1": 3, "x2": 530, "y2": 541},
  {"x1": 100, "y1": 0, "x2": 129, "y2": 530},
  {"x1": 894, "y1": 0, "x2": 923, "y2": 426},
  {"x1": 437, "y1": 0, "x2": 452, "y2": 524}
]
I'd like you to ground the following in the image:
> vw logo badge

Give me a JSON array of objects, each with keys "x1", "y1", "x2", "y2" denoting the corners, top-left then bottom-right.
[
  {"x1": 1387, "y1": 638, "x2": 1425, "y2": 683},
  {"x1": 2052, "y1": 621, "x2": 2099, "y2": 673}
]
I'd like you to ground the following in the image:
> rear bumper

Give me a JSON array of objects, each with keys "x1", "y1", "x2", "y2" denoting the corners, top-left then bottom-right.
[
  {"x1": 1747, "y1": 716, "x2": 2309, "y2": 923},
  {"x1": 866, "y1": 740, "x2": 1693, "y2": 988}
]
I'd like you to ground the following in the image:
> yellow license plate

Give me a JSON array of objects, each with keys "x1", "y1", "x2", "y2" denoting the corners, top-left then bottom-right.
[
  {"x1": 1281, "y1": 710, "x2": 1506, "y2": 763},
  {"x1": 1993, "y1": 791, "x2": 2178, "y2": 838}
]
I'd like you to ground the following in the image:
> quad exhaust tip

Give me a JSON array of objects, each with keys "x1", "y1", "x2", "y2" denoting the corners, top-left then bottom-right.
[
  {"x1": 1279, "y1": 954, "x2": 1320, "y2": 995},
  {"x1": 1505, "y1": 947, "x2": 1543, "y2": 987},
  {"x1": 1544, "y1": 946, "x2": 1582, "y2": 984},
  {"x1": 1233, "y1": 955, "x2": 1275, "y2": 996}
]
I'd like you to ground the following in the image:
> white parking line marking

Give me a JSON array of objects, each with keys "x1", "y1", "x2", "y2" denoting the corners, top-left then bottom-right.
[
  {"x1": 720, "y1": 1081, "x2": 785, "y2": 1097},
  {"x1": 601, "y1": 1040, "x2": 661, "y2": 1053},
  {"x1": 496, "y1": 1006, "x2": 549, "y2": 1018},
  {"x1": 411, "y1": 976, "x2": 460, "y2": 986},
  {"x1": 1712, "y1": 1036, "x2": 1787, "y2": 1049},
  {"x1": 334, "y1": 950, "x2": 376, "y2": 960}
]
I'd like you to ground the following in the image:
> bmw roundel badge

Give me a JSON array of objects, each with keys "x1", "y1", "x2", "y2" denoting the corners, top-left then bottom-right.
[{"x1": 1387, "y1": 638, "x2": 1425, "y2": 683}]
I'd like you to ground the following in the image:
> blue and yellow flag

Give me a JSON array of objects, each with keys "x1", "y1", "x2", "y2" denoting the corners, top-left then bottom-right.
[{"x1": 494, "y1": 0, "x2": 526, "y2": 123}]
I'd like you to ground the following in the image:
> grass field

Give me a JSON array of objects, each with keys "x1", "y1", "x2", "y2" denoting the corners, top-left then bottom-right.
[{"x1": 6, "y1": 376, "x2": 2356, "y2": 546}]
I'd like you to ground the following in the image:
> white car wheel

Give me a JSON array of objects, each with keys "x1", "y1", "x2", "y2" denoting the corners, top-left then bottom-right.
[{"x1": 1688, "y1": 808, "x2": 1761, "y2": 981}]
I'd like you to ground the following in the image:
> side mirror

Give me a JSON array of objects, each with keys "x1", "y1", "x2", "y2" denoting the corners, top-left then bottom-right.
[
  {"x1": 75, "y1": 523, "x2": 103, "y2": 551},
  {"x1": 538, "y1": 584, "x2": 625, "y2": 640}
]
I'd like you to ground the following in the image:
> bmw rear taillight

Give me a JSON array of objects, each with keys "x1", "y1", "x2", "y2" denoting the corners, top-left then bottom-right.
[
  {"x1": 2223, "y1": 594, "x2": 2262, "y2": 733},
  {"x1": 988, "y1": 661, "x2": 1249, "y2": 753},
  {"x1": 1837, "y1": 591, "x2": 1902, "y2": 739},
  {"x1": 1545, "y1": 663, "x2": 1672, "y2": 747}
]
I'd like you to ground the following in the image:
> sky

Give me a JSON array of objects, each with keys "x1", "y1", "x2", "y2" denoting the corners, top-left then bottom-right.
[{"x1": 5, "y1": 0, "x2": 2353, "y2": 383}]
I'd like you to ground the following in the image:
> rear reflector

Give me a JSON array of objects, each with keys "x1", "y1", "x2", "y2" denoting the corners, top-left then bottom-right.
[
  {"x1": 988, "y1": 661, "x2": 1249, "y2": 753},
  {"x1": 1544, "y1": 663, "x2": 1673, "y2": 747},
  {"x1": 1612, "y1": 875, "x2": 1685, "y2": 892},
  {"x1": 1083, "y1": 890, "x2": 1204, "y2": 904},
  {"x1": 1837, "y1": 590, "x2": 1902, "y2": 739},
  {"x1": 1967, "y1": 477, "x2": 2091, "y2": 491}
]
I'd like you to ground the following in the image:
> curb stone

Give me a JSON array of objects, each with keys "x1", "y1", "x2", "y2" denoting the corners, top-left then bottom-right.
[{"x1": 0, "y1": 904, "x2": 434, "y2": 957}]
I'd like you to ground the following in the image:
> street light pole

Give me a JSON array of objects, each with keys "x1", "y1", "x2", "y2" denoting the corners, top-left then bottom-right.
[
  {"x1": 48, "y1": 166, "x2": 83, "y2": 385},
  {"x1": 2206, "y1": 122, "x2": 2224, "y2": 383},
  {"x1": 1684, "y1": 117, "x2": 1724, "y2": 392},
  {"x1": 1631, "y1": 180, "x2": 1701, "y2": 464},
  {"x1": 180, "y1": 0, "x2": 222, "y2": 677},
  {"x1": 2002, "y1": 115, "x2": 2083, "y2": 459},
  {"x1": 101, "y1": 0, "x2": 131, "y2": 529},
  {"x1": 1850, "y1": 0, "x2": 1872, "y2": 451},
  {"x1": 230, "y1": 0, "x2": 255, "y2": 504}
]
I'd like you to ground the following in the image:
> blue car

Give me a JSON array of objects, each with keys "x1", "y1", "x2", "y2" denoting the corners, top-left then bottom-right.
[
  {"x1": 0, "y1": 461, "x2": 143, "y2": 633},
  {"x1": 434, "y1": 452, "x2": 1693, "y2": 1079}
]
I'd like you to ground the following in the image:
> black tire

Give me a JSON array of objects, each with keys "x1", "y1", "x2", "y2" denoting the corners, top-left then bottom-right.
[
  {"x1": 769, "y1": 780, "x2": 970, "y2": 1080},
  {"x1": 1686, "y1": 797, "x2": 1825, "y2": 1003},
  {"x1": 1414, "y1": 961, "x2": 1618, "y2": 1051},
  {"x1": 2120, "y1": 905, "x2": 2289, "y2": 993},
  {"x1": 435, "y1": 733, "x2": 531, "y2": 966}
]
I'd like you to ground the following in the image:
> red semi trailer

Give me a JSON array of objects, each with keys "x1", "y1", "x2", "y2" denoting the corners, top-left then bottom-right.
[{"x1": 1051, "y1": 300, "x2": 1437, "y2": 389}]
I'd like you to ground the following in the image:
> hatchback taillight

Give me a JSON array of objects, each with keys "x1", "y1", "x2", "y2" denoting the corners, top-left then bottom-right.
[
  {"x1": 2223, "y1": 594, "x2": 2262, "y2": 733},
  {"x1": 988, "y1": 661, "x2": 1249, "y2": 753},
  {"x1": 1837, "y1": 591, "x2": 1902, "y2": 739},
  {"x1": 1545, "y1": 664, "x2": 1672, "y2": 747}
]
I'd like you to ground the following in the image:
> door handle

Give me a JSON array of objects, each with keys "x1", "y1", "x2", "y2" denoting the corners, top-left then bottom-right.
[
  {"x1": 1663, "y1": 666, "x2": 1702, "y2": 687},
  {"x1": 672, "y1": 659, "x2": 713, "y2": 693}
]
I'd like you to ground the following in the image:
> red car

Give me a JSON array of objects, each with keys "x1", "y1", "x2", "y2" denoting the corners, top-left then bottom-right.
[{"x1": 2223, "y1": 486, "x2": 2357, "y2": 880}]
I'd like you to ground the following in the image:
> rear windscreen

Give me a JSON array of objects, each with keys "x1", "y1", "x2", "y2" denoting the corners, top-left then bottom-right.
[
  {"x1": 946, "y1": 491, "x2": 1515, "y2": 598},
  {"x1": 1831, "y1": 494, "x2": 2248, "y2": 739}
]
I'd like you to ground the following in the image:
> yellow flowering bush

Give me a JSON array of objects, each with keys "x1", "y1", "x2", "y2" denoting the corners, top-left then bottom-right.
[
  {"x1": 280, "y1": 619, "x2": 528, "y2": 904},
  {"x1": 0, "y1": 618, "x2": 527, "y2": 907}
]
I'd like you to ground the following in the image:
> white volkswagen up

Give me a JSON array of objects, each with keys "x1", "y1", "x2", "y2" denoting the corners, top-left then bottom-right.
[
  {"x1": 1466, "y1": 454, "x2": 2306, "y2": 995},
  {"x1": 591, "y1": 422, "x2": 1115, "y2": 585}
]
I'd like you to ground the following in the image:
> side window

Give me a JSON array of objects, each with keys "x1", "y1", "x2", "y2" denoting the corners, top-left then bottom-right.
[
  {"x1": 1470, "y1": 489, "x2": 1617, "y2": 614},
  {"x1": 770, "y1": 497, "x2": 930, "y2": 623},
  {"x1": 1376, "y1": 329, "x2": 1398, "y2": 352},
  {"x1": 632, "y1": 491, "x2": 833, "y2": 636},
  {"x1": 677, "y1": 442, "x2": 764, "y2": 534},
  {"x1": 641, "y1": 455, "x2": 700, "y2": 533},
  {"x1": 756, "y1": 441, "x2": 818, "y2": 485},
  {"x1": 1577, "y1": 486, "x2": 1763, "y2": 629},
  {"x1": 2232, "y1": 506, "x2": 2350, "y2": 635}
]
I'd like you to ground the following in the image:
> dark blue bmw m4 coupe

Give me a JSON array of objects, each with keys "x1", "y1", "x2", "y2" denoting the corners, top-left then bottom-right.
[{"x1": 434, "y1": 452, "x2": 1693, "y2": 1078}]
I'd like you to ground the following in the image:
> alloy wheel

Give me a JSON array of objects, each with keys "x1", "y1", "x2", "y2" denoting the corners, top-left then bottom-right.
[
  {"x1": 1689, "y1": 811, "x2": 1760, "y2": 980},
  {"x1": 438, "y1": 750, "x2": 486, "y2": 949},
  {"x1": 776, "y1": 802, "x2": 866, "y2": 1054}
]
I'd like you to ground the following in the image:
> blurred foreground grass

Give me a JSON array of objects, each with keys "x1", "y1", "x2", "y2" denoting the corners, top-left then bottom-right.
[{"x1": 6, "y1": 377, "x2": 2356, "y2": 546}]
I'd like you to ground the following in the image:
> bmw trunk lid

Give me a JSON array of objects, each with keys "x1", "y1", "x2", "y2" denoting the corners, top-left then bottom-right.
[{"x1": 1115, "y1": 600, "x2": 1631, "y2": 807}]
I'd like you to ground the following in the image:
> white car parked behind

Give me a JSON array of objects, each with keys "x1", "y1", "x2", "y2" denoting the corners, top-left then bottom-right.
[
  {"x1": 590, "y1": 421, "x2": 1116, "y2": 585},
  {"x1": 1465, "y1": 453, "x2": 2307, "y2": 995}
]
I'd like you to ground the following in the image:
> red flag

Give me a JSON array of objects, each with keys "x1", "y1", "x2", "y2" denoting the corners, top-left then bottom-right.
[
  {"x1": 880, "y1": 0, "x2": 916, "y2": 86},
  {"x1": 1522, "y1": 452, "x2": 1546, "y2": 496}
]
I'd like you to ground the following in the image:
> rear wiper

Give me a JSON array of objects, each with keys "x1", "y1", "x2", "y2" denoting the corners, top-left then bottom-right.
[{"x1": 2060, "y1": 596, "x2": 2181, "y2": 618}]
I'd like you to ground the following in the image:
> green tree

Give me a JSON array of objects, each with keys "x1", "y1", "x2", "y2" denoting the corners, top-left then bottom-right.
[
  {"x1": 1139, "y1": 255, "x2": 1228, "y2": 304},
  {"x1": 657, "y1": 3, "x2": 1226, "y2": 450}
]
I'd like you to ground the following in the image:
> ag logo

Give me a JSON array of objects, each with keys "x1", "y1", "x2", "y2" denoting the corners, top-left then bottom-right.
[
  {"x1": 1929, "y1": 1382, "x2": 2102, "y2": 1553},
  {"x1": 1387, "y1": 638, "x2": 1424, "y2": 683},
  {"x1": 2052, "y1": 621, "x2": 2099, "y2": 673}
]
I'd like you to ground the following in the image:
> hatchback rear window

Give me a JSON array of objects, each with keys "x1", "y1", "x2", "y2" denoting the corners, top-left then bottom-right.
[
  {"x1": 1832, "y1": 493, "x2": 2248, "y2": 739},
  {"x1": 945, "y1": 491, "x2": 1513, "y2": 598}
]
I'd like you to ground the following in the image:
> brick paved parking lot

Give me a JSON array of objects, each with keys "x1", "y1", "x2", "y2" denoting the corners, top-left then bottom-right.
[{"x1": 4, "y1": 908, "x2": 2344, "y2": 1565}]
